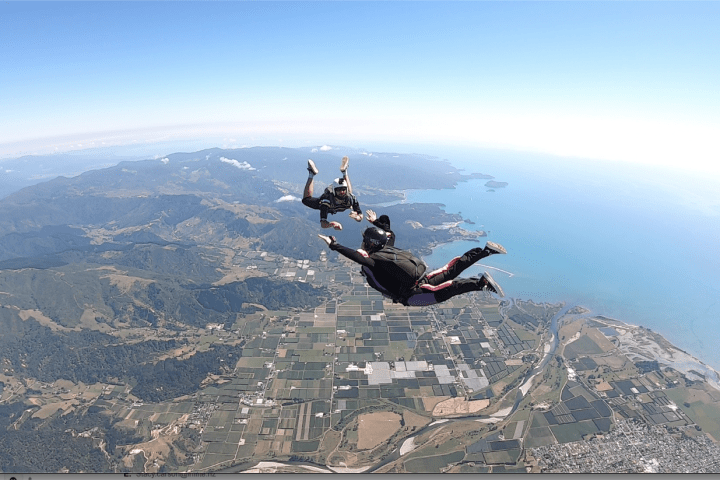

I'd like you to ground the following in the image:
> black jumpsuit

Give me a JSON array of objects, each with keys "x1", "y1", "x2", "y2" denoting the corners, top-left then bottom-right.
[
  {"x1": 330, "y1": 216, "x2": 494, "y2": 306},
  {"x1": 302, "y1": 185, "x2": 362, "y2": 224}
]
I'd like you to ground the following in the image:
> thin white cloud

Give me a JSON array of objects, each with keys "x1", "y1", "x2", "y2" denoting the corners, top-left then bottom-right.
[
  {"x1": 220, "y1": 157, "x2": 256, "y2": 170},
  {"x1": 160, "y1": 158, "x2": 169, "y2": 164},
  {"x1": 320, "y1": 145, "x2": 332, "y2": 151},
  {"x1": 275, "y1": 195, "x2": 300, "y2": 203},
  {"x1": 311, "y1": 148, "x2": 318, "y2": 153}
]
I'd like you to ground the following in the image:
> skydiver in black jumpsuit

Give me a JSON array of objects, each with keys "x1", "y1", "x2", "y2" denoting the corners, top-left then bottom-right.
[
  {"x1": 319, "y1": 211, "x2": 507, "y2": 306},
  {"x1": 302, "y1": 156, "x2": 362, "y2": 230}
]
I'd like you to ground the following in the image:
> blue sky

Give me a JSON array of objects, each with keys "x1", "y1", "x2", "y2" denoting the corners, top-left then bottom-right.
[{"x1": 2, "y1": 1, "x2": 719, "y2": 173}]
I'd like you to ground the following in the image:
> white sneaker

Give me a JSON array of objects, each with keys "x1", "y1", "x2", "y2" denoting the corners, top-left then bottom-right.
[
  {"x1": 307, "y1": 159, "x2": 319, "y2": 175},
  {"x1": 480, "y1": 271, "x2": 505, "y2": 297},
  {"x1": 485, "y1": 241, "x2": 507, "y2": 255}
]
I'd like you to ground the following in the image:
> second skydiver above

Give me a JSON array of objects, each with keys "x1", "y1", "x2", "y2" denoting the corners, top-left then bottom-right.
[{"x1": 302, "y1": 156, "x2": 362, "y2": 230}]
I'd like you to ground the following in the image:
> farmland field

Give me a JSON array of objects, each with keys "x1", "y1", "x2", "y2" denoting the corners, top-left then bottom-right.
[
  {"x1": 549, "y1": 420, "x2": 599, "y2": 444},
  {"x1": 404, "y1": 450, "x2": 465, "y2": 473}
]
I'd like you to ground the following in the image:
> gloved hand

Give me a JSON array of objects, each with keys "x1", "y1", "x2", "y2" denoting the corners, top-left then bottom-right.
[
  {"x1": 318, "y1": 234, "x2": 337, "y2": 248},
  {"x1": 329, "y1": 221, "x2": 343, "y2": 230},
  {"x1": 349, "y1": 211, "x2": 363, "y2": 222},
  {"x1": 365, "y1": 209, "x2": 377, "y2": 223}
]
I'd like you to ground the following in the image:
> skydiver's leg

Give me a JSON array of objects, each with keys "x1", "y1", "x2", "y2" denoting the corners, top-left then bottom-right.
[
  {"x1": 431, "y1": 278, "x2": 487, "y2": 303},
  {"x1": 304, "y1": 159, "x2": 319, "y2": 200},
  {"x1": 404, "y1": 279, "x2": 478, "y2": 306},
  {"x1": 303, "y1": 177, "x2": 314, "y2": 200},
  {"x1": 406, "y1": 273, "x2": 503, "y2": 306},
  {"x1": 424, "y1": 242, "x2": 506, "y2": 286},
  {"x1": 302, "y1": 196, "x2": 321, "y2": 210},
  {"x1": 340, "y1": 156, "x2": 353, "y2": 195},
  {"x1": 424, "y1": 249, "x2": 489, "y2": 286}
]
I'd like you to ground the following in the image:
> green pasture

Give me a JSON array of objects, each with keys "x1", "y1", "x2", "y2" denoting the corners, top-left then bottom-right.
[
  {"x1": 530, "y1": 411, "x2": 550, "y2": 428},
  {"x1": 482, "y1": 449, "x2": 521, "y2": 465},
  {"x1": 525, "y1": 426, "x2": 556, "y2": 448},
  {"x1": 563, "y1": 335, "x2": 603, "y2": 359},
  {"x1": 454, "y1": 464, "x2": 490, "y2": 473},
  {"x1": 235, "y1": 443, "x2": 256, "y2": 459},
  {"x1": 206, "y1": 442, "x2": 240, "y2": 455},
  {"x1": 291, "y1": 440, "x2": 321, "y2": 453},
  {"x1": 404, "y1": 450, "x2": 465, "y2": 473},
  {"x1": 195, "y1": 453, "x2": 234, "y2": 471},
  {"x1": 665, "y1": 387, "x2": 720, "y2": 441},
  {"x1": 549, "y1": 420, "x2": 599, "y2": 444}
]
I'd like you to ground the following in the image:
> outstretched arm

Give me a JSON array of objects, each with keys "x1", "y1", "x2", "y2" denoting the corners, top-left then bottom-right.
[{"x1": 318, "y1": 235, "x2": 375, "y2": 267}]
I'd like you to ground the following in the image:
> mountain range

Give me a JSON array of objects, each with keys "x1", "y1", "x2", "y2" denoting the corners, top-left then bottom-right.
[{"x1": 0, "y1": 146, "x2": 494, "y2": 471}]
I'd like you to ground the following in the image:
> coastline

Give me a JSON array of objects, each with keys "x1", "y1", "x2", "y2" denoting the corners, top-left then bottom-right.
[
  {"x1": 420, "y1": 232, "x2": 720, "y2": 393},
  {"x1": 567, "y1": 309, "x2": 720, "y2": 392},
  {"x1": 401, "y1": 166, "x2": 720, "y2": 374}
]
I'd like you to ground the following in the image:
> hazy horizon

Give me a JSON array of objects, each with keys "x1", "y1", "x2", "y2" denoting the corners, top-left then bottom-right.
[{"x1": 2, "y1": 2, "x2": 719, "y2": 176}]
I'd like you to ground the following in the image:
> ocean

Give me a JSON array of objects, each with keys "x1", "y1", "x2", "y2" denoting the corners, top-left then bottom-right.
[{"x1": 396, "y1": 146, "x2": 720, "y2": 371}]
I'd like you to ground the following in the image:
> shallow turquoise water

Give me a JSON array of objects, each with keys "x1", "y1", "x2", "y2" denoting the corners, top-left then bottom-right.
[{"x1": 401, "y1": 147, "x2": 720, "y2": 370}]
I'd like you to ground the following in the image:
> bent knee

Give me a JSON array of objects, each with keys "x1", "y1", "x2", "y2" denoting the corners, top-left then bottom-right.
[{"x1": 302, "y1": 197, "x2": 320, "y2": 209}]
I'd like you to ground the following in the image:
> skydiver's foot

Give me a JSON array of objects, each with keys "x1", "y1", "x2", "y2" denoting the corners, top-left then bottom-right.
[
  {"x1": 307, "y1": 159, "x2": 319, "y2": 176},
  {"x1": 484, "y1": 241, "x2": 507, "y2": 255},
  {"x1": 474, "y1": 271, "x2": 505, "y2": 297},
  {"x1": 340, "y1": 156, "x2": 349, "y2": 173}
]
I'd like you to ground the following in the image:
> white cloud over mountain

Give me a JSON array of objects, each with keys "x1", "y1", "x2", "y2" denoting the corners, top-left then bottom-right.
[
  {"x1": 220, "y1": 157, "x2": 256, "y2": 170},
  {"x1": 275, "y1": 195, "x2": 299, "y2": 203}
]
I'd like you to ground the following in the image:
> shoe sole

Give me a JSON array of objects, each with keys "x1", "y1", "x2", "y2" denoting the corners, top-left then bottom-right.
[
  {"x1": 486, "y1": 241, "x2": 507, "y2": 255},
  {"x1": 482, "y1": 271, "x2": 505, "y2": 297},
  {"x1": 340, "y1": 156, "x2": 349, "y2": 173},
  {"x1": 307, "y1": 159, "x2": 319, "y2": 175}
]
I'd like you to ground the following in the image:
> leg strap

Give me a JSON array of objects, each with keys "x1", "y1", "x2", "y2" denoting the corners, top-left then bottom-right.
[{"x1": 419, "y1": 280, "x2": 453, "y2": 292}]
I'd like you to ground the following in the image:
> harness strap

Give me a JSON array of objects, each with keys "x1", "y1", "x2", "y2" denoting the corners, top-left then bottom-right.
[{"x1": 419, "y1": 280, "x2": 453, "y2": 292}]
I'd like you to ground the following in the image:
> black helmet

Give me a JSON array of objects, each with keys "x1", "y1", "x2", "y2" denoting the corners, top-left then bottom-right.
[
  {"x1": 362, "y1": 226, "x2": 388, "y2": 252},
  {"x1": 332, "y1": 178, "x2": 348, "y2": 197},
  {"x1": 377, "y1": 215, "x2": 391, "y2": 230}
]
